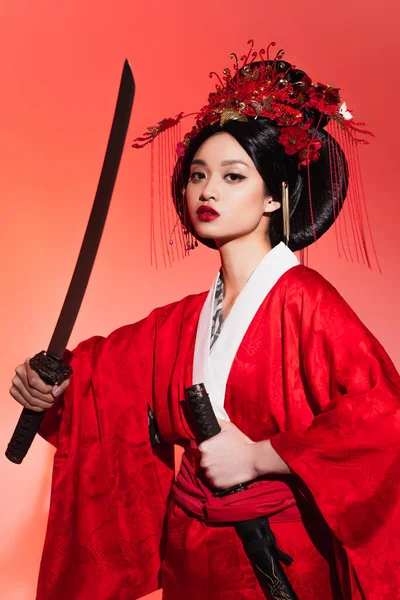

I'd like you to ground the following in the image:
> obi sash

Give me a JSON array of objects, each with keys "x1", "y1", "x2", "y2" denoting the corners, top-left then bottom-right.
[{"x1": 173, "y1": 448, "x2": 301, "y2": 524}]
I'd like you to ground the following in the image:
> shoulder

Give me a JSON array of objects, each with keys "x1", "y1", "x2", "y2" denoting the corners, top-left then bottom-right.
[
  {"x1": 105, "y1": 290, "x2": 208, "y2": 342},
  {"x1": 279, "y1": 264, "x2": 337, "y2": 296},
  {"x1": 275, "y1": 264, "x2": 374, "y2": 346},
  {"x1": 271, "y1": 264, "x2": 361, "y2": 329},
  {"x1": 275, "y1": 264, "x2": 348, "y2": 308},
  {"x1": 154, "y1": 291, "x2": 208, "y2": 324},
  {"x1": 69, "y1": 291, "x2": 207, "y2": 360}
]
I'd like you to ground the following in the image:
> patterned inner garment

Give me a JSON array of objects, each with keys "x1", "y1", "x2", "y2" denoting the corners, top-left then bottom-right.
[
  {"x1": 210, "y1": 271, "x2": 224, "y2": 351},
  {"x1": 149, "y1": 271, "x2": 225, "y2": 445}
]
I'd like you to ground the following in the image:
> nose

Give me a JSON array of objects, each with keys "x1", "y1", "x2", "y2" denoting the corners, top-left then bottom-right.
[{"x1": 200, "y1": 177, "x2": 219, "y2": 202}]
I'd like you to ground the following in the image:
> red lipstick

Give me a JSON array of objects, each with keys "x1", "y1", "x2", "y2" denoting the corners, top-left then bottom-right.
[{"x1": 197, "y1": 205, "x2": 220, "y2": 222}]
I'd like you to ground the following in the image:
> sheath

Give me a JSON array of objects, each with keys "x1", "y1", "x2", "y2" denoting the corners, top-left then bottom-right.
[{"x1": 37, "y1": 244, "x2": 400, "y2": 600}]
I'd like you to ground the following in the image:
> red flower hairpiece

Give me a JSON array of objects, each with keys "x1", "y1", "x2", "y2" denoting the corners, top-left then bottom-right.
[{"x1": 133, "y1": 40, "x2": 373, "y2": 168}]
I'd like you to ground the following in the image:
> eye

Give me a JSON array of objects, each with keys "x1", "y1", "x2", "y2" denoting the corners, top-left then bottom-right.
[
  {"x1": 225, "y1": 173, "x2": 246, "y2": 183},
  {"x1": 189, "y1": 171, "x2": 207, "y2": 183}
]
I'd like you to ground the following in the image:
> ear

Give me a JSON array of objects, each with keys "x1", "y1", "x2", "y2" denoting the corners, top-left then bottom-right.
[{"x1": 263, "y1": 195, "x2": 281, "y2": 215}]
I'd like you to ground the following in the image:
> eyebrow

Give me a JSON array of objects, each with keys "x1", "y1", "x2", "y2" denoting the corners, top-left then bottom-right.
[{"x1": 191, "y1": 159, "x2": 250, "y2": 168}]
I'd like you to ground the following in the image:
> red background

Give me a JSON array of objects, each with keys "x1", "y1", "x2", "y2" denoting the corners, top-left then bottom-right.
[{"x1": 0, "y1": 1, "x2": 398, "y2": 598}]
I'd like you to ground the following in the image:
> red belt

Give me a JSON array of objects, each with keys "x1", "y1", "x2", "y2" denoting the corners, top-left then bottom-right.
[{"x1": 173, "y1": 448, "x2": 301, "y2": 524}]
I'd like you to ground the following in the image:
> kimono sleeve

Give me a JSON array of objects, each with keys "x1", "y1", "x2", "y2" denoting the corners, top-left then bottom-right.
[
  {"x1": 37, "y1": 309, "x2": 175, "y2": 600},
  {"x1": 270, "y1": 273, "x2": 400, "y2": 598},
  {"x1": 38, "y1": 340, "x2": 102, "y2": 448}
]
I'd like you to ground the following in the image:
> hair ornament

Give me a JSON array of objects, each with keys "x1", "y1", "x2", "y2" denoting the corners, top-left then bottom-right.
[
  {"x1": 132, "y1": 41, "x2": 379, "y2": 272},
  {"x1": 133, "y1": 41, "x2": 373, "y2": 169},
  {"x1": 339, "y1": 102, "x2": 353, "y2": 121}
]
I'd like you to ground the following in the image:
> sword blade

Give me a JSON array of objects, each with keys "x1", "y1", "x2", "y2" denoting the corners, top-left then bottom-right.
[
  {"x1": 6, "y1": 61, "x2": 135, "y2": 464},
  {"x1": 48, "y1": 60, "x2": 135, "y2": 357}
]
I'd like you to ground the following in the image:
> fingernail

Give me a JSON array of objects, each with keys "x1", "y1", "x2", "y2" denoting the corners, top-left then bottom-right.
[{"x1": 53, "y1": 386, "x2": 63, "y2": 397}]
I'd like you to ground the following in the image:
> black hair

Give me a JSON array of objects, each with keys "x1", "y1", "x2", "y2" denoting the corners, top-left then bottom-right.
[{"x1": 172, "y1": 62, "x2": 349, "y2": 252}]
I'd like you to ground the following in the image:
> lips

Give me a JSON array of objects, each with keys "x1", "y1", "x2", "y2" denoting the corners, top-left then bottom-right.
[{"x1": 196, "y1": 206, "x2": 220, "y2": 222}]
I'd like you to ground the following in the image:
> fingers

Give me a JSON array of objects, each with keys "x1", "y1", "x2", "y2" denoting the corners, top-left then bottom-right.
[
  {"x1": 23, "y1": 358, "x2": 53, "y2": 394},
  {"x1": 216, "y1": 419, "x2": 234, "y2": 433},
  {"x1": 214, "y1": 419, "x2": 254, "y2": 443},
  {"x1": 21, "y1": 358, "x2": 69, "y2": 400},
  {"x1": 9, "y1": 384, "x2": 46, "y2": 412},
  {"x1": 52, "y1": 378, "x2": 70, "y2": 397},
  {"x1": 10, "y1": 374, "x2": 55, "y2": 410},
  {"x1": 10, "y1": 359, "x2": 70, "y2": 411},
  {"x1": 23, "y1": 359, "x2": 70, "y2": 396}
]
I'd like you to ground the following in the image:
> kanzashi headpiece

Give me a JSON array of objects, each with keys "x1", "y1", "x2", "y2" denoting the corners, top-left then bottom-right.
[
  {"x1": 133, "y1": 41, "x2": 379, "y2": 271},
  {"x1": 133, "y1": 40, "x2": 373, "y2": 169}
]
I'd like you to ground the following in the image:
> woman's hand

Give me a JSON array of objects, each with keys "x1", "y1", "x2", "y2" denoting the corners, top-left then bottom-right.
[
  {"x1": 198, "y1": 419, "x2": 291, "y2": 489},
  {"x1": 10, "y1": 358, "x2": 70, "y2": 412},
  {"x1": 198, "y1": 420, "x2": 256, "y2": 489}
]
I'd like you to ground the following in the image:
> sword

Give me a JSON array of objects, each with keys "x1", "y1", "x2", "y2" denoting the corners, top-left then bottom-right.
[
  {"x1": 6, "y1": 60, "x2": 135, "y2": 464},
  {"x1": 186, "y1": 384, "x2": 299, "y2": 600}
]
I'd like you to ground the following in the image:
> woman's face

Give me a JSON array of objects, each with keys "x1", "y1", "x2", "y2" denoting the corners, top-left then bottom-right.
[{"x1": 186, "y1": 132, "x2": 279, "y2": 247}]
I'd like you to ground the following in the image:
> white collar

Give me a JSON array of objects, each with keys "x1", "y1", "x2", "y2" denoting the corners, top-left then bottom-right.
[{"x1": 193, "y1": 243, "x2": 299, "y2": 420}]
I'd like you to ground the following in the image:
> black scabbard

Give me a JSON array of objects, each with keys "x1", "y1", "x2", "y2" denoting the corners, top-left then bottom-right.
[{"x1": 185, "y1": 383, "x2": 299, "y2": 600}]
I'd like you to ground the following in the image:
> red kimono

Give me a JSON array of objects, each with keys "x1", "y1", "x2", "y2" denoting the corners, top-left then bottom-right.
[{"x1": 37, "y1": 265, "x2": 400, "y2": 600}]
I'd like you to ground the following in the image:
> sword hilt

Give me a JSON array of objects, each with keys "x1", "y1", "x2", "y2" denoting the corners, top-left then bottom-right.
[
  {"x1": 185, "y1": 383, "x2": 250, "y2": 498},
  {"x1": 185, "y1": 383, "x2": 221, "y2": 440},
  {"x1": 6, "y1": 351, "x2": 72, "y2": 464},
  {"x1": 29, "y1": 351, "x2": 73, "y2": 385}
]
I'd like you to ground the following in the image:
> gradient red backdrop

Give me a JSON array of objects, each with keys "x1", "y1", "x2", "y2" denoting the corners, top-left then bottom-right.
[{"x1": 1, "y1": 1, "x2": 399, "y2": 598}]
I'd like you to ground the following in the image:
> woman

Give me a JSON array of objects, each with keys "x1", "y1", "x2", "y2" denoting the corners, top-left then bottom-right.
[{"x1": 10, "y1": 43, "x2": 400, "y2": 600}]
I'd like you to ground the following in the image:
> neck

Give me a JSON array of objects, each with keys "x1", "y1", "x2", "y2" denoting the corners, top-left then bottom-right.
[{"x1": 218, "y1": 235, "x2": 272, "y2": 298}]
